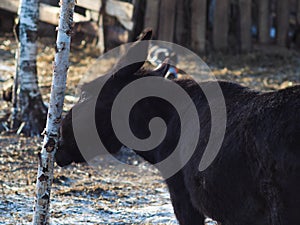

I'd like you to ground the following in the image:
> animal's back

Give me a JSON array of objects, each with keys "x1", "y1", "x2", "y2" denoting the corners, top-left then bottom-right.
[{"x1": 181, "y1": 82, "x2": 300, "y2": 225}]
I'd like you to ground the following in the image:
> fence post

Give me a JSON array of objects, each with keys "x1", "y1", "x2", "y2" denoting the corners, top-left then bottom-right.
[
  {"x1": 213, "y1": 0, "x2": 229, "y2": 51},
  {"x1": 158, "y1": 0, "x2": 176, "y2": 42},
  {"x1": 277, "y1": 0, "x2": 290, "y2": 47},
  {"x1": 144, "y1": 0, "x2": 160, "y2": 37},
  {"x1": 297, "y1": 0, "x2": 300, "y2": 25},
  {"x1": 191, "y1": 0, "x2": 207, "y2": 54},
  {"x1": 258, "y1": 0, "x2": 269, "y2": 44},
  {"x1": 175, "y1": 0, "x2": 187, "y2": 46},
  {"x1": 239, "y1": 0, "x2": 252, "y2": 52}
]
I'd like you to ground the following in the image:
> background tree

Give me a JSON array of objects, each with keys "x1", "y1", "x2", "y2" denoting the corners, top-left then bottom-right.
[
  {"x1": 11, "y1": 0, "x2": 47, "y2": 136},
  {"x1": 32, "y1": 0, "x2": 75, "y2": 223}
]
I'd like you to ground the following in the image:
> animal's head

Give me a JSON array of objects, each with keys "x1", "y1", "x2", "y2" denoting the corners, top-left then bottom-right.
[{"x1": 55, "y1": 28, "x2": 172, "y2": 167}]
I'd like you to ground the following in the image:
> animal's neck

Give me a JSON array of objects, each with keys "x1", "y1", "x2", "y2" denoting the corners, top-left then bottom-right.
[
  {"x1": 127, "y1": 79, "x2": 204, "y2": 165},
  {"x1": 128, "y1": 96, "x2": 179, "y2": 164}
]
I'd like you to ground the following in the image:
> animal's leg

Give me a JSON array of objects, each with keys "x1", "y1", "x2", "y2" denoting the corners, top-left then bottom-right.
[{"x1": 166, "y1": 171, "x2": 205, "y2": 225}]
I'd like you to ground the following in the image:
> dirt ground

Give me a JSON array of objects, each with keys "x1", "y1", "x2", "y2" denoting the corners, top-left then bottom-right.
[{"x1": 0, "y1": 32, "x2": 300, "y2": 224}]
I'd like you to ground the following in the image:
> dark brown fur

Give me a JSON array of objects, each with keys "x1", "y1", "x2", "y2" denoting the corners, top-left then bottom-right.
[{"x1": 55, "y1": 29, "x2": 300, "y2": 225}]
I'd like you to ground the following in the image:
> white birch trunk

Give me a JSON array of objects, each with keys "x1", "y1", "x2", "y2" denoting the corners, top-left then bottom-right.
[
  {"x1": 10, "y1": 46, "x2": 20, "y2": 129},
  {"x1": 14, "y1": 0, "x2": 47, "y2": 136},
  {"x1": 97, "y1": 11, "x2": 105, "y2": 54},
  {"x1": 32, "y1": 0, "x2": 75, "y2": 224}
]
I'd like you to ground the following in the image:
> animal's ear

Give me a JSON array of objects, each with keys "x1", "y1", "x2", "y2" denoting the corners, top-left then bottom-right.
[
  {"x1": 114, "y1": 28, "x2": 153, "y2": 78},
  {"x1": 151, "y1": 58, "x2": 170, "y2": 77}
]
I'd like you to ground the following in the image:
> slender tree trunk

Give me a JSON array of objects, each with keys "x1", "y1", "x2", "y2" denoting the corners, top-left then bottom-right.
[
  {"x1": 33, "y1": 0, "x2": 75, "y2": 224},
  {"x1": 144, "y1": 0, "x2": 160, "y2": 37},
  {"x1": 191, "y1": 0, "x2": 207, "y2": 54},
  {"x1": 258, "y1": 0, "x2": 270, "y2": 44},
  {"x1": 10, "y1": 43, "x2": 20, "y2": 130},
  {"x1": 97, "y1": 0, "x2": 105, "y2": 54},
  {"x1": 14, "y1": 0, "x2": 47, "y2": 136},
  {"x1": 213, "y1": 0, "x2": 229, "y2": 51},
  {"x1": 239, "y1": 0, "x2": 252, "y2": 52},
  {"x1": 158, "y1": 0, "x2": 176, "y2": 42},
  {"x1": 277, "y1": 0, "x2": 290, "y2": 47}
]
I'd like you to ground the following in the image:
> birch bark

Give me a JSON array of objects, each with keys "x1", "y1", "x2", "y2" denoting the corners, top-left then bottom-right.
[
  {"x1": 13, "y1": 0, "x2": 47, "y2": 136},
  {"x1": 32, "y1": 0, "x2": 75, "y2": 224}
]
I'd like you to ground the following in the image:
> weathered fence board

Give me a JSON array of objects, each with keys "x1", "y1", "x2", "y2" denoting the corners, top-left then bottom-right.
[
  {"x1": 191, "y1": 0, "x2": 207, "y2": 53},
  {"x1": 76, "y1": 0, "x2": 102, "y2": 11},
  {"x1": 213, "y1": 0, "x2": 229, "y2": 50},
  {"x1": 297, "y1": 0, "x2": 300, "y2": 25},
  {"x1": 106, "y1": 0, "x2": 134, "y2": 30},
  {"x1": 258, "y1": 0, "x2": 270, "y2": 44},
  {"x1": 1, "y1": 0, "x2": 90, "y2": 24},
  {"x1": 1, "y1": 0, "x2": 134, "y2": 30},
  {"x1": 175, "y1": 0, "x2": 186, "y2": 45},
  {"x1": 40, "y1": 3, "x2": 88, "y2": 25},
  {"x1": 0, "y1": 0, "x2": 19, "y2": 13},
  {"x1": 158, "y1": 0, "x2": 176, "y2": 42},
  {"x1": 277, "y1": 0, "x2": 290, "y2": 47},
  {"x1": 144, "y1": 0, "x2": 160, "y2": 37},
  {"x1": 239, "y1": 0, "x2": 252, "y2": 51}
]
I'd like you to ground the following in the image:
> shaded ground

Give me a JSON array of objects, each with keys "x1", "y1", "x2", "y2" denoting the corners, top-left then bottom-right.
[{"x1": 0, "y1": 33, "x2": 300, "y2": 224}]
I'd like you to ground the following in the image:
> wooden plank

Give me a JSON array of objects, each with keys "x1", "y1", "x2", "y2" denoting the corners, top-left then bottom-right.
[
  {"x1": 106, "y1": 0, "x2": 134, "y2": 30},
  {"x1": 77, "y1": 0, "x2": 101, "y2": 12},
  {"x1": 0, "y1": 0, "x2": 133, "y2": 30},
  {"x1": 39, "y1": 3, "x2": 60, "y2": 25},
  {"x1": 158, "y1": 0, "x2": 176, "y2": 42},
  {"x1": 106, "y1": 0, "x2": 133, "y2": 20},
  {"x1": 239, "y1": 0, "x2": 252, "y2": 51},
  {"x1": 258, "y1": 0, "x2": 269, "y2": 44},
  {"x1": 1, "y1": 0, "x2": 89, "y2": 25},
  {"x1": 144, "y1": 0, "x2": 160, "y2": 37},
  {"x1": 39, "y1": 3, "x2": 89, "y2": 25},
  {"x1": 191, "y1": 0, "x2": 207, "y2": 53},
  {"x1": 297, "y1": 0, "x2": 300, "y2": 25},
  {"x1": 277, "y1": 0, "x2": 290, "y2": 47},
  {"x1": 0, "y1": 0, "x2": 19, "y2": 13},
  {"x1": 175, "y1": 0, "x2": 185, "y2": 45},
  {"x1": 213, "y1": 0, "x2": 229, "y2": 50}
]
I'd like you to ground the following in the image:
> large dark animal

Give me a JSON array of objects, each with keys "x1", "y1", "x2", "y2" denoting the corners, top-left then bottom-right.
[{"x1": 55, "y1": 29, "x2": 300, "y2": 225}]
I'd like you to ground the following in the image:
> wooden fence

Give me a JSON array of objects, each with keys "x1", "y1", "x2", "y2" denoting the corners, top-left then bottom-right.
[
  {"x1": 144, "y1": 0, "x2": 300, "y2": 53},
  {"x1": 1, "y1": 0, "x2": 133, "y2": 28},
  {"x1": 2, "y1": 0, "x2": 300, "y2": 53},
  {"x1": 0, "y1": 0, "x2": 134, "y2": 52}
]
